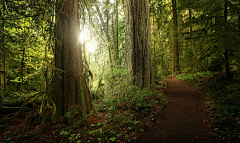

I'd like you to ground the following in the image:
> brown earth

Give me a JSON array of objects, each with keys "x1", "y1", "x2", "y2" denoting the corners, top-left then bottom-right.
[{"x1": 135, "y1": 77, "x2": 216, "y2": 143}]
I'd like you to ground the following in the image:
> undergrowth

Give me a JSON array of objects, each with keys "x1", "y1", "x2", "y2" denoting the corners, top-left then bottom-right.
[
  {"x1": 176, "y1": 71, "x2": 240, "y2": 142},
  {"x1": 91, "y1": 86, "x2": 167, "y2": 143},
  {"x1": 0, "y1": 85, "x2": 167, "y2": 143},
  {"x1": 175, "y1": 70, "x2": 217, "y2": 82},
  {"x1": 45, "y1": 86, "x2": 167, "y2": 143}
]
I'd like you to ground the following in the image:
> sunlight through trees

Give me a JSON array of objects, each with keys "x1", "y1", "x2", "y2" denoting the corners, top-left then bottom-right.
[{"x1": 0, "y1": 0, "x2": 240, "y2": 142}]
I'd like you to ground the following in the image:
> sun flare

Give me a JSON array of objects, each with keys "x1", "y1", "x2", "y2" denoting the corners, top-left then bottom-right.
[{"x1": 79, "y1": 28, "x2": 97, "y2": 53}]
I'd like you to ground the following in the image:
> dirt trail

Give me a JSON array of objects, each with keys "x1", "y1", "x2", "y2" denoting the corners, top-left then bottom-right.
[{"x1": 136, "y1": 77, "x2": 216, "y2": 143}]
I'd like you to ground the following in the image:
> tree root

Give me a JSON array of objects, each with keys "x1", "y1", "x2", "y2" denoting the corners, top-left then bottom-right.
[{"x1": 0, "y1": 92, "x2": 44, "y2": 123}]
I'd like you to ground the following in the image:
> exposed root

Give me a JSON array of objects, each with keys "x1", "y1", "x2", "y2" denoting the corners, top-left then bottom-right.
[{"x1": 0, "y1": 92, "x2": 44, "y2": 123}]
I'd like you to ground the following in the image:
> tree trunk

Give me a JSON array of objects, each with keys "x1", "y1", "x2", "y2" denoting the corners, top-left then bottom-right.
[
  {"x1": 0, "y1": 6, "x2": 6, "y2": 96},
  {"x1": 112, "y1": 11, "x2": 116, "y2": 62},
  {"x1": 188, "y1": 9, "x2": 197, "y2": 71},
  {"x1": 238, "y1": 9, "x2": 240, "y2": 66},
  {"x1": 115, "y1": 0, "x2": 119, "y2": 65},
  {"x1": 238, "y1": 11, "x2": 240, "y2": 30},
  {"x1": 54, "y1": 0, "x2": 90, "y2": 124},
  {"x1": 124, "y1": 0, "x2": 153, "y2": 90},
  {"x1": 0, "y1": 29, "x2": 5, "y2": 89},
  {"x1": 124, "y1": 0, "x2": 133, "y2": 73},
  {"x1": 172, "y1": 0, "x2": 180, "y2": 73},
  {"x1": 224, "y1": 0, "x2": 230, "y2": 77},
  {"x1": 152, "y1": 3, "x2": 157, "y2": 78}
]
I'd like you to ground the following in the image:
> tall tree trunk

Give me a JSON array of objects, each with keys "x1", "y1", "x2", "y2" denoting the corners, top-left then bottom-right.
[
  {"x1": 124, "y1": 0, "x2": 153, "y2": 90},
  {"x1": 124, "y1": 0, "x2": 133, "y2": 73},
  {"x1": 238, "y1": 10, "x2": 240, "y2": 66},
  {"x1": 0, "y1": 5, "x2": 6, "y2": 96},
  {"x1": 188, "y1": 9, "x2": 197, "y2": 71},
  {"x1": 172, "y1": 0, "x2": 180, "y2": 73},
  {"x1": 224, "y1": 0, "x2": 230, "y2": 76},
  {"x1": 54, "y1": 0, "x2": 90, "y2": 124},
  {"x1": 152, "y1": 3, "x2": 157, "y2": 78},
  {"x1": 0, "y1": 26, "x2": 5, "y2": 89},
  {"x1": 115, "y1": 0, "x2": 119, "y2": 65},
  {"x1": 112, "y1": 11, "x2": 116, "y2": 62},
  {"x1": 238, "y1": 11, "x2": 240, "y2": 30}
]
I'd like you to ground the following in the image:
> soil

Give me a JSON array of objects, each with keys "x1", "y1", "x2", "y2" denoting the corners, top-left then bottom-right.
[{"x1": 135, "y1": 77, "x2": 216, "y2": 143}]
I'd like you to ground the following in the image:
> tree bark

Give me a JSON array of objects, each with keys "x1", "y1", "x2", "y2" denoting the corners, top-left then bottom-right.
[
  {"x1": 124, "y1": 0, "x2": 133, "y2": 73},
  {"x1": 188, "y1": 9, "x2": 197, "y2": 70},
  {"x1": 224, "y1": 0, "x2": 230, "y2": 77},
  {"x1": 124, "y1": 0, "x2": 153, "y2": 90},
  {"x1": 0, "y1": 6, "x2": 6, "y2": 95},
  {"x1": 115, "y1": 0, "x2": 119, "y2": 65},
  {"x1": 172, "y1": 0, "x2": 180, "y2": 73},
  {"x1": 54, "y1": 0, "x2": 90, "y2": 124}
]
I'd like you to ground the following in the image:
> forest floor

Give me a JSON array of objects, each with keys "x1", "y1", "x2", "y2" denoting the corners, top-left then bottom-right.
[
  {"x1": 0, "y1": 77, "x2": 221, "y2": 143},
  {"x1": 135, "y1": 77, "x2": 216, "y2": 143}
]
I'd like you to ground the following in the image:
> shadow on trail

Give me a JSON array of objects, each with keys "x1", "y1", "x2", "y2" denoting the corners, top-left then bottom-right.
[{"x1": 136, "y1": 77, "x2": 216, "y2": 143}]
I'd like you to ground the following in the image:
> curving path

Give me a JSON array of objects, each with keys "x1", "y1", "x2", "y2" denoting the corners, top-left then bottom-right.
[{"x1": 136, "y1": 77, "x2": 216, "y2": 143}]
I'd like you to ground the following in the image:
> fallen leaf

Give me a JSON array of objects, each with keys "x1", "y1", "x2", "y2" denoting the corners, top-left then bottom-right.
[{"x1": 35, "y1": 125, "x2": 39, "y2": 130}]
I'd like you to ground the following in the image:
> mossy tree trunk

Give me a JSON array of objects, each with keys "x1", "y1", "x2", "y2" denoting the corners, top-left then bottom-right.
[
  {"x1": 54, "y1": 0, "x2": 91, "y2": 124},
  {"x1": 0, "y1": 6, "x2": 6, "y2": 96},
  {"x1": 124, "y1": 0, "x2": 153, "y2": 90}
]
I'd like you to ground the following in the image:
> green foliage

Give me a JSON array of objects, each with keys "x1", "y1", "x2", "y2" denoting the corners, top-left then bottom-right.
[
  {"x1": 176, "y1": 71, "x2": 217, "y2": 82},
  {"x1": 0, "y1": 1, "x2": 55, "y2": 121},
  {"x1": 206, "y1": 95, "x2": 240, "y2": 141},
  {"x1": 98, "y1": 97, "x2": 116, "y2": 112},
  {"x1": 149, "y1": 0, "x2": 240, "y2": 76},
  {"x1": 150, "y1": 0, "x2": 173, "y2": 76},
  {"x1": 59, "y1": 130, "x2": 70, "y2": 137},
  {"x1": 201, "y1": 76, "x2": 240, "y2": 142},
  {"x1": 126, "y1": 87, "x2": 167, "y2": 112},
  {"x1": 94, "y1": 73, "x2": 167, "y2": 143},
  {"x1": 4, "y1": 0, "x2": 240, "y2": 142},
  {"x1": 0, "y1": 136, "x2": 12, "y2": 143},
  {"x1": 87, "y1": 114, "x2": 143, "y2": 143},
  {"x1": 0, "y1": 91, "x2": 40, "y2": 106},
  {"x1": 98, "y1": 85, "x2": 167, "y2": 114},
  {"x1": 69, "y1": 134, "x2": 81, "y2": 143}
]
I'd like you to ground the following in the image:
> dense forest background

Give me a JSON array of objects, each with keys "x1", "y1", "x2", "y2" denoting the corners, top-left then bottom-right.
[{"x1": 0, "y1": 0, "x2": 240, "y2": 142}]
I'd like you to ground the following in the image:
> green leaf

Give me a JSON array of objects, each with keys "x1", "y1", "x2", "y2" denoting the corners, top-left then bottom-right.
[
  {"x1": 222, "y1": 110, "x2": 229, "y2": 115},
  {"x1": 110, "y1": 137, "x2": 116, "y2": 141}
]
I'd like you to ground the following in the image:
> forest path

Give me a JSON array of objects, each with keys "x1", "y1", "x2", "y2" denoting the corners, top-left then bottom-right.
[{"x1": 136, "y1": 77, "x2": 216, "y2": 143}]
